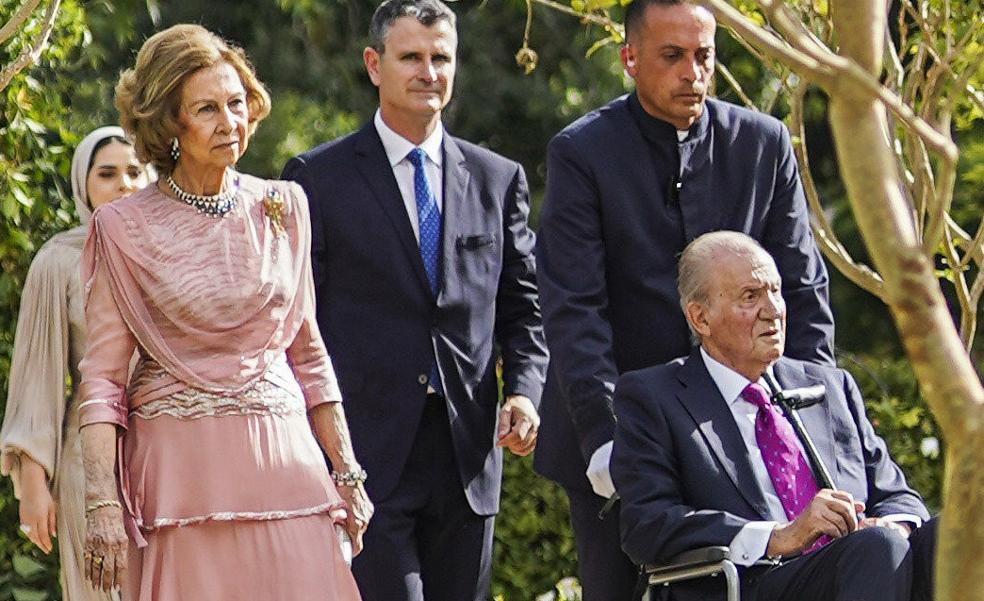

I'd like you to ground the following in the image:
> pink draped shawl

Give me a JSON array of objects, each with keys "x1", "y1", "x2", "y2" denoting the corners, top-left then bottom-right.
[{"x1": 79, "y1": 173, "x2": 340, "y2": 416}]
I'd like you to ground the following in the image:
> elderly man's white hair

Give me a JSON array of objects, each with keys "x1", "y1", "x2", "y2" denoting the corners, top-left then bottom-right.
[{"x1": 677, "y1": 231, "x2": 776, "y2": 340}]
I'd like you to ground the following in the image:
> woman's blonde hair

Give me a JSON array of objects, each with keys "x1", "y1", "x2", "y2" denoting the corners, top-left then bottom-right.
[{"x1": 115, "y1": 24, "x2": 271, "y2": 174}]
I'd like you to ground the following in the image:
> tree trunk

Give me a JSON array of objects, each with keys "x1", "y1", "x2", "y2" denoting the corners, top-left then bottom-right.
[{"x1": 829, "y1": 1, "x2": 984, "y2": 599}]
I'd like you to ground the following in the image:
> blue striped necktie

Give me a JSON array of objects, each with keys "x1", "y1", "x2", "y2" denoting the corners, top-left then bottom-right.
[{"x1": 407, "y1": 147, "x2": 444, "y2": 396}]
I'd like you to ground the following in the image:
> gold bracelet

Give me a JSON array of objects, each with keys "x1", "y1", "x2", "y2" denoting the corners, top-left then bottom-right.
[{"x1": 85, "y1": 499, "x2": 122, "y2": 514}]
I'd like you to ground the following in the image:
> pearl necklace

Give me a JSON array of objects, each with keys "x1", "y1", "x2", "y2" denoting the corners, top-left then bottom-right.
[{"x1": 166, "y1": 174, "x2": 239, "y2": 217}]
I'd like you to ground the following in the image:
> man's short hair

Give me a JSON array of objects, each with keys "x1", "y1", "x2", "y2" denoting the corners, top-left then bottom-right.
[
  {"x1": 677, "y1": 231, "x2": 772, "y2": 340},
  {"x1": 369, "y1": 0, "x2": 457, "y2": 53},
  {"x1": 623, "y1": 0, "x2": 684, "y2": 40}
]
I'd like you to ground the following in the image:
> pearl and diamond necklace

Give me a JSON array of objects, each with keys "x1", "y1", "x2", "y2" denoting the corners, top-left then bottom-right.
[{"x1": 166, "y1": 173, "x2": 240, "y2": 217}]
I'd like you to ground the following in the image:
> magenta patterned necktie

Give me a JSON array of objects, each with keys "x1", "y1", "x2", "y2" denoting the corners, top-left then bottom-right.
[{"x1": 741, "y1": 382, "x2": 829, "y2": 551}]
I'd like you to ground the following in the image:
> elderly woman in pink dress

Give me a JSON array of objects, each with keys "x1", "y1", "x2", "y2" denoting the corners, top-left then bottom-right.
[
  {"x1": 77, "y1": 25, "x2": 371, "y2": 600},
  {"x1": 1, "y1": 126, "x2": 149, "y2": 601}
]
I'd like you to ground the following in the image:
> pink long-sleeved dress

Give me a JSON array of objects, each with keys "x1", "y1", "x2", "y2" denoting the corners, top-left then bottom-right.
[{"x1": 77, "y1": 174, "x2": 361, "y2": 601}]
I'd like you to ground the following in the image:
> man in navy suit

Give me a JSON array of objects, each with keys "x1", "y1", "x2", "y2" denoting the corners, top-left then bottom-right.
[
  {"x1": 534, "y1": 1, "x2": 835, "y2": 597},
  {"x1": 282, "y1": 2, "x2": 547, "y2": 599},
  {"x1": 612, "y1": 231, "x2": 935, "y2": 601}
]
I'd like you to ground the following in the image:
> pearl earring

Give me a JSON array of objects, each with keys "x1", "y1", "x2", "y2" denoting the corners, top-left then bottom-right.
[{"x1": 170, "y1": 138, "x2": 180, "y2": 162}]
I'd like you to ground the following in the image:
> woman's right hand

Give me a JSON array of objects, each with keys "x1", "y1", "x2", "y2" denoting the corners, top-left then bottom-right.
[
  {"x1": 17, "y1": 457, "x2": 57, "y2": 554},
  {"x1": 84, "y1": 504, "x2": 128, "y2": 591},
  {"x1": 338, "y1": 483, "x2": 373, "y2": 557},
  {"x1": 18, "y1": 484, "x2": 57, "y2": 554}
]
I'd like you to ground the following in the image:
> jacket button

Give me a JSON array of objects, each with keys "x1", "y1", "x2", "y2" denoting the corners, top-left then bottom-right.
[{"x1": 417, "y1": 374, "x2": 428, "y2": 385}]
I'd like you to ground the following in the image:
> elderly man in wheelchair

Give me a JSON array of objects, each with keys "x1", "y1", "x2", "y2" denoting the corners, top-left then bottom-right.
[{"x1": 611, "y1": 232, "x2": 937, "y2": 601}]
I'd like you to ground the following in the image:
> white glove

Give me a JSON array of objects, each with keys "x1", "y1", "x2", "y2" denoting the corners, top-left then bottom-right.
[{"x1": 585, "y1": 440, "x2": 616, "y2": 499}]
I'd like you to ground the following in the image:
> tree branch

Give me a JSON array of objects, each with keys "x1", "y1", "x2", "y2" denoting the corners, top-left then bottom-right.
[
  {"x1": 530, "y1": 0, "x2": 621, "y2": 32},
  {"x1": 700, "y1": 0, "x2": 958, "y2": 167},
  {"x1": 0, "y1": 0, "x2": 61, "y2": 93},
  {"x1": 0, "y1": 0, "x2": 43, "y2": 46}
]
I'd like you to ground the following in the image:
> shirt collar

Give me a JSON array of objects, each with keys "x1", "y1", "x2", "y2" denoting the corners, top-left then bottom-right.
[
  {"x1": 699, "y1": 347, "x2": 775, "y2": 407},
  {"x1": 374, "y1": 109, "x2": 444, "y2": 168},
  {"x1": 627, "y1": 91, "x2": 710, "y2": 144}
]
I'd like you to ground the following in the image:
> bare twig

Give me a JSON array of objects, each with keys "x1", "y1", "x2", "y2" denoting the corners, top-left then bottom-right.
[
  {"x1": 942, "y1": 222, "x2": 976, "y2": 349},
  {"x1": 789, "y1": 83, "x2": 885, "y2": 298},
  {"x1": 756, "y1": 0, "x2": 831, "y2": 64},
  {"x1": 530, "y1": 0, "x2": 620, "y2": 31},
  {"x1": 715, "y1": 61, "x2": 756, "y2": 110}
]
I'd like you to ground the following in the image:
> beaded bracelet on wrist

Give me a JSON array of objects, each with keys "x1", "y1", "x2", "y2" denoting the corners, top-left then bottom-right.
[{"x1": 332, "y1": 468, "x2": 368, "y2": 487}]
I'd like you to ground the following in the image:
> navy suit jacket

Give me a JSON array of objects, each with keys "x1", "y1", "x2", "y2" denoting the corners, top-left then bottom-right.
[
  {"x1": 611, "y1": 350, "x2": 929, "y2": 573},
  {"x1": 282, "y1": 122, "x2": 547, "y2": 516},
  {"x1": 534, "y1": 94, "x2": 835, "y2": 489}
]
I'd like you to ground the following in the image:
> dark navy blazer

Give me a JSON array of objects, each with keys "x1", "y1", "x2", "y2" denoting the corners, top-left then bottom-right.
[
  {"x1": 282, "y1": 122, "x2": 547, "y2": 516},
  {"x1": 534, "y1": 94, "x2": 835, "y2": 489},
  {"x1": 612, "y1": 351, "x2": 929, "y2": 568}
]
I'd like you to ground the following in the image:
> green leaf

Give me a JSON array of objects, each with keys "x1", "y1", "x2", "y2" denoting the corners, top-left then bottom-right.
[
  {"x1": 12, "y1": 587, "x2": 48, "y2": 601},
  {"x1": 583, "y1": 0, "x2": 616, "y2": 10},
  {"x1": 23, "y1": 119, "x2": 46, "y2": 135},
  {"x1": 12, "y1": 186, "x2": 34, "y2": 208},
  {"x1": 12, "y1": 555, "x2": 45, "y2": 579},
  {"x1": 2, "y1": 194, "x2": 20, "y2": 219}
]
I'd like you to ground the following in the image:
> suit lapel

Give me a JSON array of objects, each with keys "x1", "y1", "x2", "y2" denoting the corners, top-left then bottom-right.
[
  {"x1": 353, "y1": 124, "x2": 432, "y2": 295},
  {"x1": 437, "y1": 135, "x2": 471, "y2": 304},
  {"x1": 676, "y1": 350, "x2": 772, "y2": 518},
  {"x1": 773, "y1": 359, "x2": 838, "y2": 489}
]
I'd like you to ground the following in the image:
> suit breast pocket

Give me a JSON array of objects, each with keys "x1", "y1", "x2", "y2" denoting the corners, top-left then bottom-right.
[
  {"x1": 456, "y1": 233, "x2": 496, "y2": 251},
  {"x1": 454, "y1": 233, "x2": 500, "y2": 288}
]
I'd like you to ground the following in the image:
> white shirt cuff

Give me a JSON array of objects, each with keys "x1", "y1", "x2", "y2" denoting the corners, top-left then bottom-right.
[
  {"x1": 729, "y1": 521, "x2": 778, "y2": 566},
  {"x1": 878, "y1": 513, "x2": 923, "y2": 529},
  {"x1": 588, "y1": 440, "x2": 614, "y2": 473}
]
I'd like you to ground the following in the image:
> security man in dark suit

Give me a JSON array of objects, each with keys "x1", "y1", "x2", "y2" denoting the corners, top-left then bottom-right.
[
  {"x1": 534, "y1": 1, "x2": 836, "y2": 598},
  {"x1": 612, "y1": 231, "x2": 936, "y2": 601},
  {"x1": 282, "y1": 2, "x2": 548, "y2": 600}
]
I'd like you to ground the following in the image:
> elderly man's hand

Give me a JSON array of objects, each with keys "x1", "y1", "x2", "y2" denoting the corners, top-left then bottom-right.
[
  {"x1": 858, "y1": 516, "x2": 912, "y2": 539},
  {"x1": 767, "y1": 489, "x2": 865, "y2": 557},
  {"x1": 496, "y1": 395, "x2": 539, "y2": 456}
]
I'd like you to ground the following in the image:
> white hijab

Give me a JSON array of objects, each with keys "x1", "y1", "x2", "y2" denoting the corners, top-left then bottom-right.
[{"x1": 69, "y1": 126, "x2": 128, "y2": 226}]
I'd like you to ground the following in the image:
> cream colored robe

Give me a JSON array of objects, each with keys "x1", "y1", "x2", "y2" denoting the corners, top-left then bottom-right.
[{"x1": 1, "y1": 225, "x2": 119, "y2": 601}]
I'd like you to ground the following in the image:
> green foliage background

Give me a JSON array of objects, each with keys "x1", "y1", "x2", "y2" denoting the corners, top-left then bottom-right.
[{"x1": 1, "y1": 0, "x2": 978, "y2": 598}]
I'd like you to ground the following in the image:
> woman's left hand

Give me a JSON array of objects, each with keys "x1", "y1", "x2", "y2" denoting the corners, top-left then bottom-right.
[
  {"x1": 338, "y1": 483, "x2": 373, "y2": 556},
  {"x1": 84, "y1": 504, "x2": 128, "y2": 591}
]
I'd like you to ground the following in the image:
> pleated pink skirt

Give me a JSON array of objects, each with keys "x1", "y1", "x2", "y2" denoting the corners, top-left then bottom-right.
[{"x1": 125, "y1": 513, "x2": 361, "y2": 600}]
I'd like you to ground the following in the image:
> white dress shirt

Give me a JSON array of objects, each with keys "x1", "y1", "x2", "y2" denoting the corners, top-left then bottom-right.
[
  {"x1": 373, "y1": 109, "x2": 444, "y2": 242},
  {"x1": 700, "y1": 348, "x2": 921, "y2": 565},
  {"x1": 700, "y1": 348, "x2": 789, "y2": 565}
]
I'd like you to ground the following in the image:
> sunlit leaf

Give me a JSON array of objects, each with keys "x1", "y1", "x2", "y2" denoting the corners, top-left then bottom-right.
[
  {"x1": 12, "y1": 555, "x2": 45, "y2": 579},
  {"x1": 585, "y1": 36, "x2": 614, "y2": 58},
  {"x1": 11, "y1": 587, "x2": 48, "y2": 601},
  {"x1": 584, "y1": 0, "x2": 616, "y2": 10}
]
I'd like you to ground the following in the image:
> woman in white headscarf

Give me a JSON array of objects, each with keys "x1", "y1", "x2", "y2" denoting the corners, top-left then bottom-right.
[{"x1": 1, "y1": 126, "x2": 150, "y2": 601}]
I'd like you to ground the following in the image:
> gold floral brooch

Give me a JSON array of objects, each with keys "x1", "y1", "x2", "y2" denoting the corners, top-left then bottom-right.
[{"x1": 263, "y1": 187, "x2": 287, "y2": 238}]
